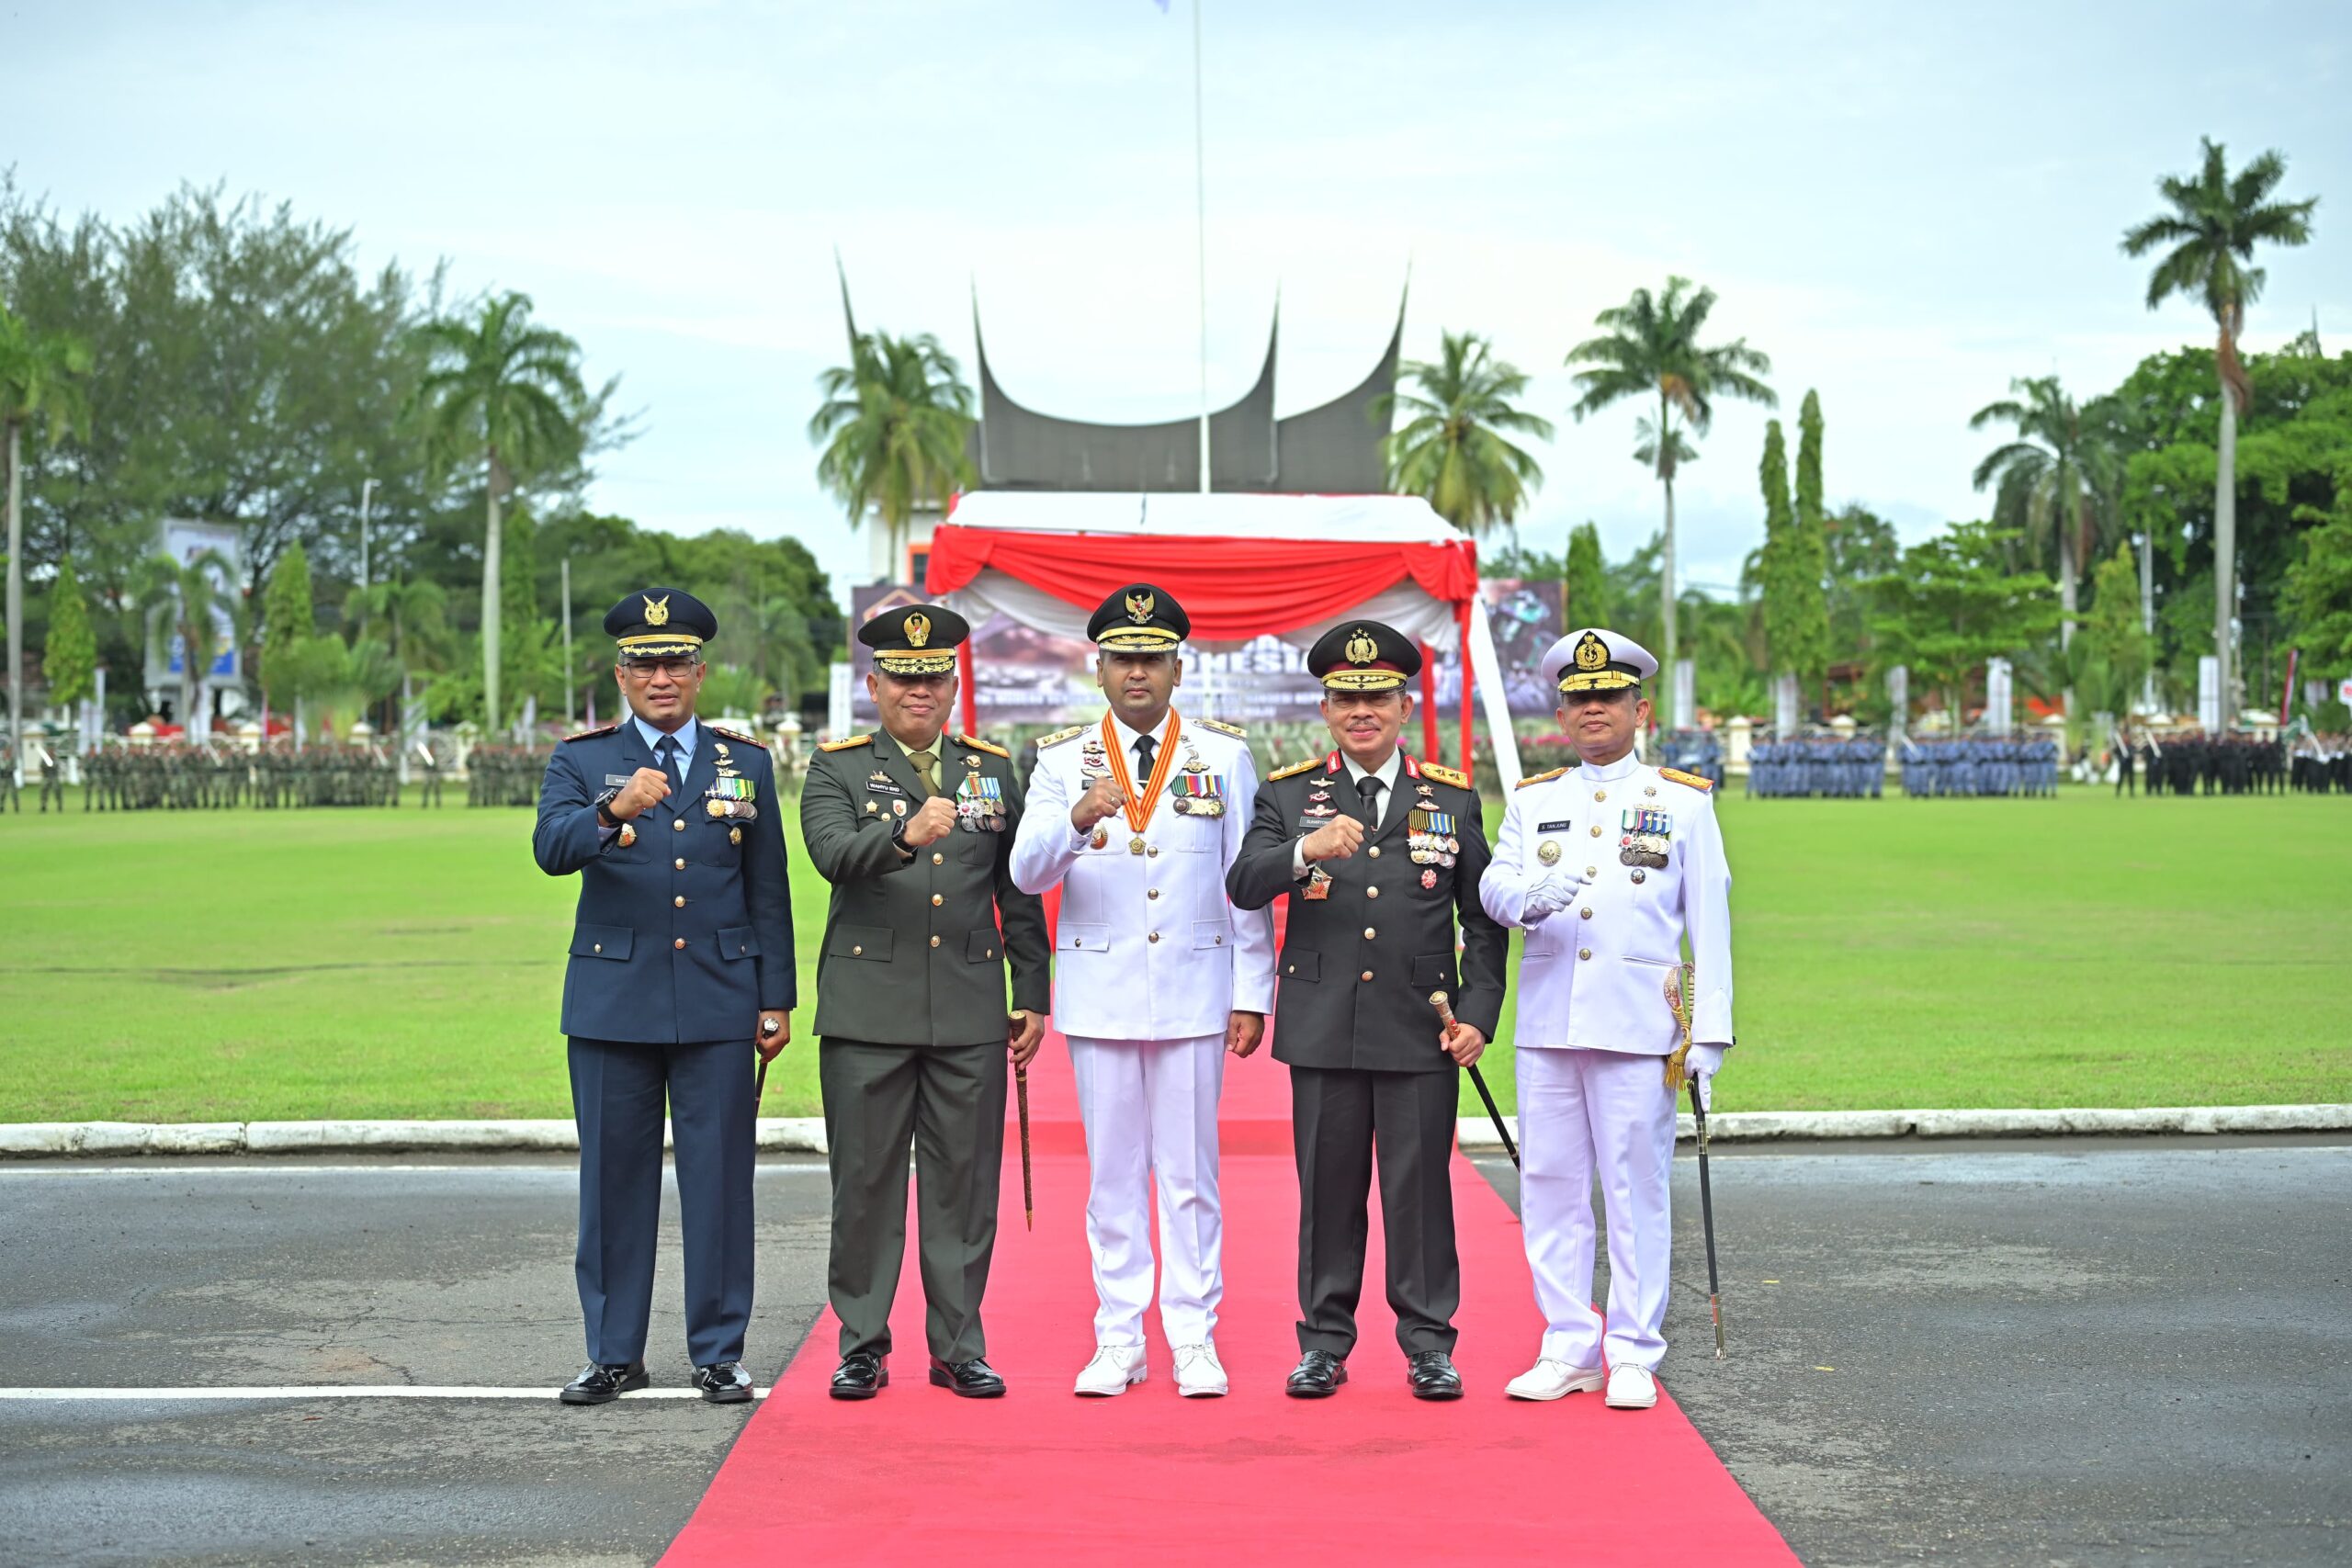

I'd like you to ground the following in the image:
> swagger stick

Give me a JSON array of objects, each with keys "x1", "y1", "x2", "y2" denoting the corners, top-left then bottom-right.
[
  {"x1": 1430, "y1": 991, "x2": 1517, "y2": 1168},
  {"x1": 1664, "y1": 965, "x2": 1726, "y2": 1359},
  {"x1": 1015, "y1": 1062, "x2": 1035, "y2": 1231}
]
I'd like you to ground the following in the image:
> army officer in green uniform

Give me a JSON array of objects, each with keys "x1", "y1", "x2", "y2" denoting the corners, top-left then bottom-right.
[{"x1": 800, "y1": 604, "x2": 1051, "y2": 1400}]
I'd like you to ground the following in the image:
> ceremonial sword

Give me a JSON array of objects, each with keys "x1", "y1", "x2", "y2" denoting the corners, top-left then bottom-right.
[
  {"x1": 1664, "y1": 965, "x2": 1726, "y2": 1359},
  {"x1": 1430, "y1": 992, "x2": 1518, "y2": 1167},
  {"x1": 1015, "y1": 1062, "x2": 1035, "y2": 1231}
]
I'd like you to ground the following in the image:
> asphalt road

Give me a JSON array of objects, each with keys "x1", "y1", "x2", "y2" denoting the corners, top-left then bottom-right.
[{"x1": 1, "y1": 1142, "x2": 2346, "y2": 1566}]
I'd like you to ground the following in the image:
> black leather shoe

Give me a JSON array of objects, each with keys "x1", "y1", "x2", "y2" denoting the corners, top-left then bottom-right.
[
  {"x1": 1285, "y1": 1349, "x2": 1348, "y2": 1398},
  {"x1": 693, "y1": 1361, "x2": 755, "y2": 1404},
  {"x1": 560, "y1": 1360, "x2": 648, "y2": 1404},
  {"x1": 831, "y1": 1351, "x2": 888, "y2": 1400},
  {"x1": 927, "y1": 1355, "x2": 1006, "y2": 1398},
  {"x1": 1406, "y1": 1350, "x2": 1463, "y2": 1401}
]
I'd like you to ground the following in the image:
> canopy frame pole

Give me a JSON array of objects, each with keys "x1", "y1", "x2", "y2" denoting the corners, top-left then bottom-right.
[
  {"x1": 958, "y1": 642, "x2": 980, "y2": 739},
  {"x1": 1418, "y1": 643, "x2": 1439, "y2": 761},
  {"x1": 1456, "y1": 598, "x2": 1475, "y2": 777}
]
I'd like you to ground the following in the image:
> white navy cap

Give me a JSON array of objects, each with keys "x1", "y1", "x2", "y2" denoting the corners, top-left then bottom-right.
[{"x1": 1542, "y1": 627, "x2": 1659, "y2": 694}]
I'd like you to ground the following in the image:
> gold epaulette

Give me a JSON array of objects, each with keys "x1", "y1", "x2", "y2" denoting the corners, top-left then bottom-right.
[
  {"x1": 708, "y1": 725, "x2": 766, "y2": 750},
  {"x1": 957, "y1": 733, "x2": 1010, "y2": 759},
  {"x1": 1420, "y1": 761, "x2": 1471, "y2": 789},
  {"x1": 819, "y1": 734, "x2": 872, "y2": 752},
  {"x1": 1515, "y1": 765, "x2": 1571, "y2": 789},
  {"x1": 1659, "y1": 766, "x2": 1715, "y2": 792},
  {"x1": 1194, "y1": 716, "x2": 1248, "y2": 739},
  {"x1": 1035, "y1": 724, "x2": 1089, "y2": 750},
  {"x1": 564, "y1": 723, "x2": 621, "y2": 742},
  {"x1": 1268, "y1": 756, "x2": 1324, "y2": 782}
]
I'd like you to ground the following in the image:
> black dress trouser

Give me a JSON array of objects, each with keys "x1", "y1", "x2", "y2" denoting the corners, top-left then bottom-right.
[{"x1": 1290, "y1": 1063, "x2": 1461, "y2": 1359}]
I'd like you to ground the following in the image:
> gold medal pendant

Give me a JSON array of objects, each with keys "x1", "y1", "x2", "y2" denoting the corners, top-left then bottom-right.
[
  {"x1": 1129, "y1": 835, "x2": 1148, "y2": 855},
  {"x1": 1102, "y1": 711, "x2": 1182, "y2": 862}
]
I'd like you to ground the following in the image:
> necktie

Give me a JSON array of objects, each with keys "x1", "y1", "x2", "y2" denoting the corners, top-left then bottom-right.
[
  {"x1": 910, "y1": 748, "x2": 940, "y2": 797},
  {"x1": 656, "y1": 734, "x2": 682, "y2": 796},
  {"x1": 1133, "y1": 733, "x2": 1157, "y2": 779},
  {"x1": 1356, "y1": 773, "x2": 1384, "y2": 829}
]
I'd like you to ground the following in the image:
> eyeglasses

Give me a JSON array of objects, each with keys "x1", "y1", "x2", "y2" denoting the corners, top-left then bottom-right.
[{"x1": 621, "y1": 660, "x2": 699, "y2": 682}]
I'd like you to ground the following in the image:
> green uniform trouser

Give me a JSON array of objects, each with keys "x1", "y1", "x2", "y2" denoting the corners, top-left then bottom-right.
[{"x1": 820, "y1": 1037, "x2": 1006, "y2": 1364}]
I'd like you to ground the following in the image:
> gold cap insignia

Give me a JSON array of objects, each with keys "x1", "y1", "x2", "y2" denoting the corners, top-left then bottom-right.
[
  {"x1": 904, "y1": 612, "x2": 931, "y2": 649},
  {"x1": 643, "y1": 594, "x2": 672, "y2": 627},
  {"x1": 1125, "y1": 591, "x2": 1155, "y2": 625},
  {"x1": 1345, "y1": 628, "x2": 1378, "y2": 666},
  {"x1": 1574, "y1": 631, "x2": 1609, "y2": 671}
]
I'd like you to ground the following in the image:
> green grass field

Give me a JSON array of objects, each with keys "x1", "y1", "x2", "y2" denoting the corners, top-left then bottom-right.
[{"x1": 3, "y1": 785, "x2": 2346, "y2": 1122}]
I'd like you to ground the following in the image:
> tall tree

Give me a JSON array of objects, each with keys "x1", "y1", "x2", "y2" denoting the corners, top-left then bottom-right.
[
  {"x1": 1785, "y1": 391, "x2": 1834, "y2": 687},
  {"x1": 134, "y1": 546, "x2": 238, "y2": 739},
  {"x1": 43, "y1": 556, "x2": 96, "y2": 740},
  {"x1": 2280, "y1": 479, "x2": 2352, "y2": 679},
  {"x1": 260, "y1": 540, "x2": 315, "y2": 739},
  {"x1": 0, "y1": 300, "x2": 91, "y2": 768},
  {"x1": 1564, "y1": 520, "x2": 1610, "y2": 626},
  {"x1": 1869, "y1": 522, "x2": 2062, "y2": 733},
  {"x1": 1970, "y1": 375, "x2": 2123, "y2": 713},
  {"x1": 1376, "y1": 331, "x2": 1553, "y2": 536},
  {"x1": 809, "y1": 331, "x2": 976, "y2": 577},
  {"x1": 2121, "y1": 137, "x2": 2318, "y2": 716},
  {"x1": 1566, "y1": 276, "x2": 1775, "y2": 685},
  {"x1": 2075, "y1": 542, "x2": 2157, "y2": 721},
  {"x1": 413, "y1": 292, "x2": 593, "y2": 733}
]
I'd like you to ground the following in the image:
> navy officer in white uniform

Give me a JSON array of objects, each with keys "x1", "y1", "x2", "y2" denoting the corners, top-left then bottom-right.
[
  {"x1": 1478, "y1": 628, "x2": 1733, "y2": 1410},
  {"x1": 1011, "y1": 583, "x2": 1275, "y2": 1399}
]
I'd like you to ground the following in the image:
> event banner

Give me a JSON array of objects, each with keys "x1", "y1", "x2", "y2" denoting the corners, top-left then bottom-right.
[{"x1": 848, "y1": 578, "x2": 1564, "y2": 729}]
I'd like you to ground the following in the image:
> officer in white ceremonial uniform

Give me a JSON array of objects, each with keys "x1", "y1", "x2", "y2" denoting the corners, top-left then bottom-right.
[
  {"x1": 1478, "y1": 628, "x2": 1734, "y2": 1411},
  {"x1": 1010, "y1": 584, "x2": 1276, "y2": 1399}
]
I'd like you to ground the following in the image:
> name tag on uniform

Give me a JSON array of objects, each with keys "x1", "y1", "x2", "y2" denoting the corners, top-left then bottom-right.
[
  {"x1": 866, "y1": 771, "x2": 905, "y2": 795},
  {"x1": 605, "y1": 774, "x2": 636, "y2": 787},
  {"x1": 1537, "y1": 819, "x2": 1572, "y2": 832}
]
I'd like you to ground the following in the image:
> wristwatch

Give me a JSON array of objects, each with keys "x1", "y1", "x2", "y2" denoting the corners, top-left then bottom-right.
[
  {"x1": 594, "y1": 786, "x2": 623, "y2": 827},
  {"x1": 888, "y1": 817, "x2": 911, "y2": 855}
]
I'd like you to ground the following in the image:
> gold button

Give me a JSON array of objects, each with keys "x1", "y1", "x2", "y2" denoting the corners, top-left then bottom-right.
[
  {"x1": 1361, "y1": 969, "x2": 1374, "y2": 982},
  {"x1": 1286, "y1": 964, "x2": 1295, "y2": 975},
  {"x1": 1368, "y1": 846, "x2": 1381, "y2": 859},
  {"x1": 673, "y1": 818, "x2": 684, "y2": 831},
  {"x1": 1594, "y1": 790, "x2": 1607, "y2": 802},
  {"x1": 852, "y1": 944, "x2": 864, "y2": 956},
  {"x1": 1366, "y1": 886, "x2": 1380, "y2": 899},
  {"x1": 593, "y1": 943, "x2": 602, "y2": 954},
  {"x1": 1148, "y1": 846, "x2": 1159, "y2": 858},
  {"x1": 1148, "y1": 931, "x2": 1160, "y2": 943},
  {"x1": 1072, "y1": 937, "x2": 1082, "y2": 948},
  {"x1": 1587, "y1": 865, "x2": 1598, "y2": 877},
  {"x1": 931, "y1": 893, "x2": 944, "y2": 907},
  {"x1": 930, "y1": 935, "x2": 941, "y2": 948},
  {"x1": 1578, "y1": 947, "x2": 1592, "y2": 960},
  {"x1": 1148, "y1": 888, "x2": 1160, "y2": 900},
  {"x1": 673, "y1": 937, "x2": 686, "y2": 950},
  {"x1": 932, "y1": 852, "x2": 944, "y2": 865},
  {"x1": 1579, "y1": 907, "x2": 1592, "y2": 919},
  {"x1": 987, "y1": 948, "x2": 995, "y2": 958},
  {"x1": 673, "y1": 895, "x2": 686, "y2": 908},
  {"x1": 1363, "y1": 927, "x2": 1376, "y2": 940},
  {"x1": 1216, "y1": 934, "x2": 1223, "y2": 945},
  {"x1": 1589, "y1": 826, "x2": 1601, "y2": 838},
  {"x1": 674, "y1": 857, "x2": 685, "y2": 870}
]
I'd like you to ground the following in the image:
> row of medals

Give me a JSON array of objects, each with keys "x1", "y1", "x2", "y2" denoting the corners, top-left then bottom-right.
[
  {"x1": 705, "y1": 739, "x2": 753, "y2": 847},
  {"x1": 860, "y1": 753, "x2": 1006, "y2": 832},
  {"x1": 1080, "y1": 732, "x2": 1221, "y2": 855},
  {"x1": 1535, "y1": 806, "x2": 1669, "y2": 874}
]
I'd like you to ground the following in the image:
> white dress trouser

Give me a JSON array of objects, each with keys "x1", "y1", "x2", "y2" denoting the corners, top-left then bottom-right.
[
  {"x1": 1066, "y1": 1032, "x2": 1226, "y2": 1348},
  {"x1": 1516, "y1": 1045, "x2": 1678, "y2": 1371}
]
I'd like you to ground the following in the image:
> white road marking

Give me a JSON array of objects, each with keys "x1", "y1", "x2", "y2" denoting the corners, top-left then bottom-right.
[{"x1": 0, "y1": 1385, "x2": 769, "y2": 1401}]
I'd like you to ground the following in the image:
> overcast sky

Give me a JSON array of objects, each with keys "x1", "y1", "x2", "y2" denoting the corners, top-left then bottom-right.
[{"x1": 15, "y1": 0, "x2": 2350, "y2": 606}]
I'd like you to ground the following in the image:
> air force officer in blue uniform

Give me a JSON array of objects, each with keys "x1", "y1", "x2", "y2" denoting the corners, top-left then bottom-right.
[{"x1": 534, "y1": 588, "x2": 794, "y2": 1405}]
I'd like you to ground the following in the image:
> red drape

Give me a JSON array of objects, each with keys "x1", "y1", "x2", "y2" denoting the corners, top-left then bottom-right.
[{"x1": 924, "y1": 526, "x2": 1477, "y2": 639}]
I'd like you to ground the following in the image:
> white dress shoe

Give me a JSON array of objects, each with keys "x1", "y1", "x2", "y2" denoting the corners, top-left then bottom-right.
[
  {"x1": 1073, "y1": 1344, "x2": 1148, "y2": 1396},
  {"x1": 1504, "y1": 1359, "x2": 1606, "y2": 1402},
  {"x1": 1604, "y1": 1364, "x2": 1658, "y2": 1409},
  {"x1": 1172, "y1": 1342, "x2": 1228, "y2": 1398}
]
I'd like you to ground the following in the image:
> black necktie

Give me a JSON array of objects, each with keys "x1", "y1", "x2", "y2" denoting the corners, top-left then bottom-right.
[
  {"x1": 1356, "y1": 774, "x2": 1384, "y2": 828},
  {"x1": 656, "y1": 734, "x2": 682, "y2": 796},
  {"x1": 1134, "y1": 733, "x2": 1157, "y2": 778}
]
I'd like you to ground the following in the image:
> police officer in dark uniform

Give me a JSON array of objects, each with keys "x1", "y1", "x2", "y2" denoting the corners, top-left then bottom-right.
[
  {"x1": 800, "y1": 604, "x2": 1050, "y2": 1400},
  {"x1": 533, "y1": 587, "x2": 794, "y2": 1406},
  {"x1": 1227, "y1": 620, "x2": 1508, "y2": 1401}
]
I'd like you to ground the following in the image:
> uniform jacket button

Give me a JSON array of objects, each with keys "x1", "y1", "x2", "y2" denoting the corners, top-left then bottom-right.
[
  {"x1": 933, "y1": 852, "x2": 944, "y2": 864},
  {"x1": 852, "y1": 944, "x2": 864, "y2": 956},
  {"x1": 1589, "y1": 825, "x2": 1601, "y2": 837},
  {"x1": 1286, "y1": 964, "x2": 1295, "y2": 975},
  {"x1": 930, "y1": 935, "x2": 941, "y2": 948},
  {"x1": 673, "y1": 937, "x2": 686, "y2": 950},
  {"x1": 1148, "y1": 888, "x2": 1159, "y2": 899},
  {"x1": 1148, "y1": 931, "x2": 1160, "y2": 943},
  {"x1": 593, "y1": 943, "x2": 602, "y2": 954},
  {"x1": 1363, "y1": 927, "x2": 1376, "y2": 940},
  {"x1": 674, "y1": 895, "x2": 686, "y2": 908},
  {"x1": 673, "y1": 818, "x2": 684, "y2": 831},
  {"x1": 1367, "y1": 846, "x2": 1381, "y2": 859},
  {"x1": 1148, "y1": 845, "x2": 1159, "y2": 858},
  {"x1": 1579, "y1": 907, "x2": 1592, "y2": 919},
  {"x1": 1365, "y1": 886, "x2": 1380, "y2": 898},
  {"x1": 931, "y1": 894, "x2": 944, "y2": 907},
  {"x1": 1594, "y1": 790, "x2": 1607, "y2": 802},
  {"x1": 1578, "y1": 947, "x2": 1591, "y2": 960},
  {"x1": 674, "y1": 857, "x2": 686, "y2": 870},
  {"x1": 1360, "y1": 970, "x2": 1374, "y2": 982},
  {"x1": 1587, "y1": 865, "x2": 1597, "y2": 877},
  {"x1": 987, "y1": 948, "x2": 995, "y2": 958}
]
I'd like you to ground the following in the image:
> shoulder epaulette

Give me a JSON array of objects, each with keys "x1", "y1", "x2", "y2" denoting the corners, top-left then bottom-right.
[
  {"x1": 957, "y1": 733, "x2": 1010, "y2": 759},
  {"x1": 1035, "y1": 724, "x2": 1089, "y2": 750},
  {"x1": 1267, "y1": 756, "x2": 1323, "y2": 782},
  {"x1": 1515, "y1": 765, "x2": 1570, "y2": 789},
  {"x1": 1194, "y1": 716, "x2": 1248, "y2": 739},
  {"x1": 819, "y1": 734, "x2": 872, "y2": 752},
  {"x1": 707, "y1": 725, "x2": 766, "y2": 750},
  {"x1": 1658, "y1": 766, "x2": 1715, "y2": 792},
  {"x1": 1420, "y1": 761, "x2": 1471, "y2": 789},
  {"x1": 564, "y1": 723, "x2": 621, "y2": 742}
]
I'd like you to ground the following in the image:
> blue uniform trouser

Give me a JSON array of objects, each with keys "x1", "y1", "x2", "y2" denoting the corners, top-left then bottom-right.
[{"x1": 569, "y1": 1036, "x2": 757, "y2": 1368}]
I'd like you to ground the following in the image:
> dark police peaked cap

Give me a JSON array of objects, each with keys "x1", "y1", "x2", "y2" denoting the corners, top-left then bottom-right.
[
  {"x1": 604, "y1": 587, "x2": 717, "y2": 661},
  {"x1": 1306, "y1": 619, "x2": 1422, "y2": 693},
  {"x1": 858, "y1": 602, "x2": 968, "y2": 676},
  {"x1": 1086, "y1": 583, "x2": 1190, "y2": 650}
]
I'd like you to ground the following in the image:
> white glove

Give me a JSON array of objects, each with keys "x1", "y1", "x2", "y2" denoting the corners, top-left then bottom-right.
[
  {"x1": 1519, "y1": 866, "x2": 1587, "y2": 924},
  {"x1": 1685, "y1": 1043, "x2": 1726, "y2": 1111}
]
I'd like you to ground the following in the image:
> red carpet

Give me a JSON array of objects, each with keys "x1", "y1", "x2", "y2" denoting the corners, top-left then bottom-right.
[{"x1": 661, "y1": 1022, "x2": 1796, "y2": 1566}]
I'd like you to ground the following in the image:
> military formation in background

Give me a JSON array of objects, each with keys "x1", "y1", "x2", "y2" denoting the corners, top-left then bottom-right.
[
  {"x1": 1746, "y1": 735, "x2": 1887, "y2": 798},
  {"x1": 1658, "y1": 728, "x2": 1726, "y2": 789},
  {"x1": 2289, "y1": 735, "x2": 2352, "y2": 793},
  {"x1": 72, "y1": 742, "x2": 401, "y2": 809},
  {"x1": 2111, "y1": 732, "x2": 2291, "y2": 796},
  {"x1": 1893, "y1": 735, "x2": 2062, "y2": 797},
  {"x1": 466, "y1": 745, "x2": 552, "y2": 807}
]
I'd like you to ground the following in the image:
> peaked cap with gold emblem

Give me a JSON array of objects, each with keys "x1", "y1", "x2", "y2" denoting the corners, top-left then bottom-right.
[
  {"x1": 603, "y1": 586, "x2": 717, "y2": 662},
  {"x1": 1085, "y1": 582, "x2": 1190, "y2": 651},
  {"x1": 1543, "y1": 626, "x2": 1659, "y2": 694},
  {"x1": 857, "y1": 601, "x2": 968, "y2": 676},
  {"x1": 1306, "y1": 618, "x2": 1421, "y2": 693}
]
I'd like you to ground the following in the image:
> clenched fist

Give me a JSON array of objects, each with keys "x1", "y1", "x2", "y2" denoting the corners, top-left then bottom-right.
[
  {"x1": 902, "y1": 795, "x2": 958, "y2": 847},
  {"x1": 1301, "y1": 814, "x2": 1366, "y2": 863},
  {"x1": 1070, "y1": 774, "x2": 1130, "y2": 832},
  {"x1": 608, "y1": 766, "x2": 672, "y2": 821}
]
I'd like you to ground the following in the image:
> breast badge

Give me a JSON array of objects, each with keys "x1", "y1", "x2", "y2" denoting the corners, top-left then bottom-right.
[{"x1": 1536, "y1": 840, "x2": 1562, "y2": 866}]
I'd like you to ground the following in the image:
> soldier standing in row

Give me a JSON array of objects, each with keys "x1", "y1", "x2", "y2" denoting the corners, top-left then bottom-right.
[
  {"x1": 1010, "y1": 585, "x2": 1274, "y2": 1400},
  {"x1": 800, "y1": 604, "x2": 1049, "y2": 1400},
  {"x1": 1228, "y1": 621, "x2": 1507, "y2": 1401},
  {"x1": 1479, "y1": 629, "x2": 1735, "y2": 1411}
]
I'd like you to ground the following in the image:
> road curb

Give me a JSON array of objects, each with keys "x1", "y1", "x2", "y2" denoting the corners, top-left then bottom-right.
[{"x1": 1, "y1": 1105, "x2": 2346, "y2": 1159}]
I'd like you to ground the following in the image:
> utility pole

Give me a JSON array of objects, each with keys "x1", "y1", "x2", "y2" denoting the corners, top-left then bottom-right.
[
  {"x1": 560, "y1": 555, "x2": 574, "y2": 729},
  {"x1": 356, "y1": 478, "x2": 375, "y2": 630},
  {"x1": 1192, "y1": 0, "x2": 1211, "y2": 495}
]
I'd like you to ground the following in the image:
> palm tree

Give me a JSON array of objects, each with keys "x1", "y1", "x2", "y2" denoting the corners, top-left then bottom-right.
[
  {"x1": 412, "y1": 293, "x2": 590, "y2": 736},
  {"x1": 0, "y1": 303, "x2": 92, "y2": 769},
  {"x1": 134, "y1": 547, "x2": 240, "y2": 739},
  {"x1": 1969, "y1": 376, "x2": 2124, "y2": 714},
  {"x1": 1375, "y1": 331, "x2": 1553, "y2": 536},
  {"x1": 2120, "y1": 137, "x2": 2317, "y2": 713},
  {"x1": 809, "y1": 331, "x2": 976, "y2": 576},
  {"x1": 1566, "y1": 277, "x2": 1775, "y2": 685},
  {"x1": 346, "y1": 576, "x2": 450, "y2": 739}
]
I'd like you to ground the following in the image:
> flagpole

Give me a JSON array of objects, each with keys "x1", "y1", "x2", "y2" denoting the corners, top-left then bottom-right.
[{"x1": 1192, "y1": 0, "x2": 1210, "y2": 496}]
